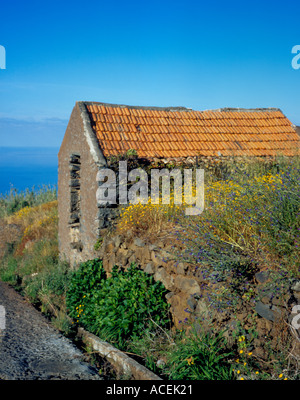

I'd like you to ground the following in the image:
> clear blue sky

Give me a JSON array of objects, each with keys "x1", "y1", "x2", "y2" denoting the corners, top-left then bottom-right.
[{"x1": 0, "y1": 0, "x2": 299, "y2": 147}]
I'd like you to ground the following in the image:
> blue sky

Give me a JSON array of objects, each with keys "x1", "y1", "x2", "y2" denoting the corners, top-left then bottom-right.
[{"x1": 0, "y1": 0, "x2": 299, "y2": 147}]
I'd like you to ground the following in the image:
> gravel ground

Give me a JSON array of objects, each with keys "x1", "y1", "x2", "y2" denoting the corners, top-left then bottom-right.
[{"x1": 0, "y1": 281, "x2": 103, "y2": 380}]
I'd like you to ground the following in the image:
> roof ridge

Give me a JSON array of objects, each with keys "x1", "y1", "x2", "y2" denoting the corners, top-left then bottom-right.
[
  {"x1": 79, "y1": 101, "x2": 190, "y2": 112},
  {"x1": 211, "y1": 107, "x2": 282, "y2": 112},
  {"x1": 79, "y1": 101, "x2": 283, "y2": 114}
]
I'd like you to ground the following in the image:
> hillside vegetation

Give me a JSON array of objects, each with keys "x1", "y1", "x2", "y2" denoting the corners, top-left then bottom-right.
[{"x1": 0, "y1": 157, "x2": 299, "y2": 380}]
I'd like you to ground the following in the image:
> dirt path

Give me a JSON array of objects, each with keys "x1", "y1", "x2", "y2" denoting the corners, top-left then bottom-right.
[{"x1": 0, "y1": 281, "x2": 103, "y2": 380}]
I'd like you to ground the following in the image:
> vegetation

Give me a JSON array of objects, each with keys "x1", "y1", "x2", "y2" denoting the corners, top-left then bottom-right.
[
  {"x1": 164, "y1": 328, "x2": 234, "y2": 380},
  {"x1": 0, "y1": 186, "x2": 73, "y2": 333},
  {"x1": 0, "y1": 155, "x2": 299, "y2": 380},
  {"x1": 66, "y1": 260, "x2": 170, "y2": 349},
  {"x1": 117, "y1": 156, "x2": 300, "y2": 277},
  {"x1": 0, "y1": 185, "x2": 57, "y2": 218}
]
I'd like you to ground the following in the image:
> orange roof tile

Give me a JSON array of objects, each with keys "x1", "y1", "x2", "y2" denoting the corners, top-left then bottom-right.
[{"x1": 83, "y1": 102, "x2": 300, "y2": 158}]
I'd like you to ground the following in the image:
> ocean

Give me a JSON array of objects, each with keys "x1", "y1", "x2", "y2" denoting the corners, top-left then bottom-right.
[{"x1": 0, "y1": 147, "x2": 59, "y2": 196}]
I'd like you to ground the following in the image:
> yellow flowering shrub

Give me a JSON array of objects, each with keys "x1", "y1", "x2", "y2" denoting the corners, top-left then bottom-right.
[{"x1": 10, "y1": 201, "x2": 58, "y2": 255}]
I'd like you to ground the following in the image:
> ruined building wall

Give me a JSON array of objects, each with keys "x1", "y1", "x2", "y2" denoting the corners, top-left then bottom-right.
[{"x1": 58, "y1": 103, "x2": 101, "y2": 266}]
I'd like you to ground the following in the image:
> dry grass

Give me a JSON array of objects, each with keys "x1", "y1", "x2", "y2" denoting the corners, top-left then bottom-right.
[{"x1": 5, "y1": 201, "x2": 58, "y2": 256}]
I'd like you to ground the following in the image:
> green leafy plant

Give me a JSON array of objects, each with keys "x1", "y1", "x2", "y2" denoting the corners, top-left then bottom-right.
[
  {"x1": 66, "y1": 260, "x2": 170, "y2": 349},
  {"x1": 66, "y1": 258, "x2": 107, "y2": 330}
]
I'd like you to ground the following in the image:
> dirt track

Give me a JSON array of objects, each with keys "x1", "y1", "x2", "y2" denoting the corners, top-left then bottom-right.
[{"x1": 0, "y1": 281, "x2": 102, "y2": 380}]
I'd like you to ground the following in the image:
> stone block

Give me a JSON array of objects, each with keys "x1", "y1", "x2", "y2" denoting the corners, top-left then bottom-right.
[
  {"x1": 135, "y1": 247, "x2": 151, "y2": 264},
  {"x1": 255, "y1": 301, "x2": 282, "y2": 322},
  {"x1": 168, "y1": 293, "x2": 191, "y2": 328},
  {"x1": 144, "y1": 262, "x2": 155, "y2": 274},
  {"x1": 116, "y1": 247, "x2": 129, "y2": 267},
  {"x1": 154, "y1": 267, "x2": 174, "y2": 291},
  {"x1": 174, "y1": 276, "x2": 200, "y2": 296},
  {"x1": 105, "y1": 241, "x2": 115, "y2": 254}
]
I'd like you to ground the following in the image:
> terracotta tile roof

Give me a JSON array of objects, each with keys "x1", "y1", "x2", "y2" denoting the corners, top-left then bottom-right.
[{"x1": 84, "y1": 102, "x2": 300, "y2": 158}]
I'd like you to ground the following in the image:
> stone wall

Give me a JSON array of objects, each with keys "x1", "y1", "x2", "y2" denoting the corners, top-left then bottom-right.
[
  {"x1": 58, "y1": 103, "x2": 102, "y2": 266},
  {"x1": 95, "y1": 228, "x2": 300, "y2": 357},
  {"x1": 96, "y1": 229, "x2": 201, "y2": 329}
]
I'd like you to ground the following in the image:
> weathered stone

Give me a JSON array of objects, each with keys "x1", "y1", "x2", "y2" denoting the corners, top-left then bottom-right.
[
  {"x1": 175, "y1": 262, "x2": 186, "y2": 275},
  {"x1": 70, "y1": 154, "x2": 81, "y2": 164},
  {"x1": 144, "y1": 262, "x2": 155, "y2": 274},
  {"x1": 116, "y1": 248, "x2": 129, "y2": 267},
  {"x1": 149, "y1": 244, "x2": 158, "y2": 251},
  {"x1": 70, "y1": 191, "x2": 79, "y2": 204},
  {"x1": 255, "y1": 271, "x2": 270, "y2": 284},
  {"x1": 69, "y1": 163, "x2": 80, "y2": 171},
  {"x1": 165, "y1": 292, "x2": 175, "y2": 300},
  {"x1": 151, "y1": 251, "x2": 164, "y2": 266},
  {"x1": 195, "y1": 299, "x2": 211, "y2": 318},
  {"x1": 160, "y1": 249, "x2": 172, "y2": 261},
  {"x1": 292, "y1": 281, "x2": 300, "y2": 292},
  {"x1": 293, "y1": 292, "x2": 300, "y2": 302},
  {"x1": 255, "y1": 301, "x2": 282, "y2": 322},
  {"x1": 69, "y1": 179, "x2": 80, "y2": 188},
  {"x1": 133, "y1": 238, "x2": 145, "y2": 247},
  {"x1": 112, "y1": 235, "x2": 121, "y2": 249},
  {"x1": 174, "y1": 276, "x2": 200, "y2": 296},
  {"x1": 168, "y1": 293, "x2": 191, "y2": 328},
  {"x1": 154, "y1": 267, "x2": 174, "y2": 291},
  {"x1": 105, "y1": 241, "x2": 115, "y2": 254},
  {"x1": 135, "y1": 247, "x2": 151, "y2": 264},
  {"x1": 69, "y1": 217, "x2": 80, "y2": 225},
  {"x1": 187, "y1": 296, "x2": 197, "y2": 311},
  {"x1": 70, "y1": 242, "x2": 83, "y2": 251},
  {"x1": 128, "y1": 254, "x2": 137, "y2": 265},
  {"x1": 102, "y1": 254, "x2": 109, "y2": 271},
  {"x1": 108, "y1": 253, "x2": 116, "y2": 272}
]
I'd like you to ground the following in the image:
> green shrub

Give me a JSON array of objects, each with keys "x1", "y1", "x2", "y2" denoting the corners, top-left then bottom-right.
[
  {"x1": 0, "y1": 255, "x2": 19, "y2": 284},
  {"x1": 66, "y1": 258, "x2": 106, "y2": 330},
  {"x1": 66, "y1": 260, "x2": 170, "y2": 349}
]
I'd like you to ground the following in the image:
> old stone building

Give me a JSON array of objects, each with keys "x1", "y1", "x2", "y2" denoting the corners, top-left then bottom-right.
[{"x1": 58, "y1": 101, "x2": 300, "y2": 266}]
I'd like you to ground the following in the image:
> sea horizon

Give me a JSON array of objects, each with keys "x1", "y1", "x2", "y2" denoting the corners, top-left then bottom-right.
[{"x1": 0, "y1": 147, "x2": 59, "y2": 196}]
